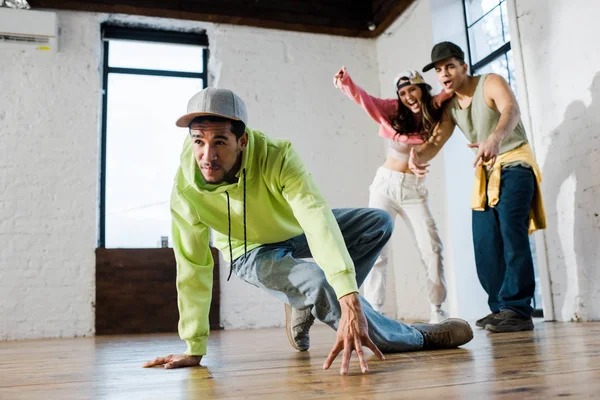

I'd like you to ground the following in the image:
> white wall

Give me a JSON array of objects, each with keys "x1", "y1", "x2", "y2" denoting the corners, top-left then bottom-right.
[
  {"x1": 429, "y1": 0, "x2": 489, "y2": 320},
  {"x1": 0, "y1": 10, "x2": 382, "y2": 339},
  {"x1": 0, "y1": 12, "x2": 100, "y2": 340},
  {"x1": 514, "y1": 0, "x2": 600, "y2": 321},
  {"x1": 374, "y1": 0, "x2": 451, "y2": 320}
]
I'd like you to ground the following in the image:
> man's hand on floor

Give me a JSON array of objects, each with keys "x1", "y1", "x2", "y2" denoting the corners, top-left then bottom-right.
[
  {"x1": 142, "y1": 354, "x2": 202, "y2": 369},
  {"x1": 323, "y1": 292, "x2": 385, "y2": 375}
]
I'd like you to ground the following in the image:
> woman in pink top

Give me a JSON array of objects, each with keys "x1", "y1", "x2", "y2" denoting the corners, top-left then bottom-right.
[{"x1": 334, "y1": 66, "x2": 450, "y2": 323}]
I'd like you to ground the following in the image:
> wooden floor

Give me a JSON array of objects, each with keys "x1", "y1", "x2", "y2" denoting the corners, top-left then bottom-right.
[{"x1": 1, "y1": 320, "x2": 600, "y2": 399}]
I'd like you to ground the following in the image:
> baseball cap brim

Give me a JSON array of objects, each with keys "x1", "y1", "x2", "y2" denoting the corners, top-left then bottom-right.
[
  {"x1": 422, "y1": 55, "x2": 453, "y2": 72},
  {"x1": 422, "y1": 54, "x2": 464, "y2": 72},
  {"x1": 422, "y1": 61, "x2": 437, "y2": 73},
  {"x1": 175, "y1": 111, "x2": 245, "y2": 128}
]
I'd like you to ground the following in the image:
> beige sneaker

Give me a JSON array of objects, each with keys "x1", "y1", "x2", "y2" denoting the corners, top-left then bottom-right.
[
  {"x1": 284, "y1": 304, "x2": 315, "y2": 352},
  {"x1": 429, "y1": 304, "x2": 449, "y2": 323}
]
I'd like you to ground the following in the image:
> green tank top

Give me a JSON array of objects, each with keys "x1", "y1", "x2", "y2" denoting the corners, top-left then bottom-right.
[{"x1": 447, "y1": 74, "x2": 528, "y2": 154}]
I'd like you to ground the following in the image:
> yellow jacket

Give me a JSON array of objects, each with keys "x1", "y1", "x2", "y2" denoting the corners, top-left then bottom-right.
[{"x1": 471, "y1": 143, "x2": 546, "y2": 234}]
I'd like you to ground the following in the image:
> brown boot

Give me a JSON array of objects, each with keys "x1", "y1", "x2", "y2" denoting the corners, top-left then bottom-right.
[{"x1": 412, "y1": 318, "x2": 474, "y2": 349}]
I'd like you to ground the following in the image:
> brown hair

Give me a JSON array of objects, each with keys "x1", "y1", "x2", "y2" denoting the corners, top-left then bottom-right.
[{"x1": 390, "y1": 83, "x2": 443, "y2": 142}]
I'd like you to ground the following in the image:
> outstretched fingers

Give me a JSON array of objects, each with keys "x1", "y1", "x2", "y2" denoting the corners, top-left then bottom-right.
[
  {"x1": 323, "y1": 340, "x2": 344, "y2": 371},
  {"x1": 143, "y1": 355, "x2": 172, "y2": 368}
]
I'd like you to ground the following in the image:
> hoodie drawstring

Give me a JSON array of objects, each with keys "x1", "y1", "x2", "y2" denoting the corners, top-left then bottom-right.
[
  {"x1": 243, "y1": 168, "x2": 247, "y2": 256},
  {"x1": 226, "y1": 168, "x2": 247, "y2": 281}
]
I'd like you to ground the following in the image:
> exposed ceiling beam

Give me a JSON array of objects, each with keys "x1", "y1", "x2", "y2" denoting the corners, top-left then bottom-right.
[{"x1": 28, "y1": 0, "x2": 417, "y2": 38}]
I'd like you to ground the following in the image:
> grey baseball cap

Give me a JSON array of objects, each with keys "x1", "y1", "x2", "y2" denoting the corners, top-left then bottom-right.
[{"x1": 175, "y1": 87, "x2": 248, "y2": 128}]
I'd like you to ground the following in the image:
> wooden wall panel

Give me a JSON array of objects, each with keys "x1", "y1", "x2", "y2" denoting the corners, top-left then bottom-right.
[{"x1": 95, "y1": 247, "x2": 220, "y2": 335}]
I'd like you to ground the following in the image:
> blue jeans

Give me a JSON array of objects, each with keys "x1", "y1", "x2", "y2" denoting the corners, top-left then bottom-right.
[
  {"x1": 232, "y1": 208, "x2": 424, "y2": 352},
  {"x1": 472, "y1": 166, "x2": 536, "y2": 317}
]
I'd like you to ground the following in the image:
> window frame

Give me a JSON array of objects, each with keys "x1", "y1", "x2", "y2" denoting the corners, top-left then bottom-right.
[
  {"x1": 98, "y1": 25, "x2": 208, "y2": 248},
  {"x1": 462, "y1": 0, "x2": 512, "y2": 78}
]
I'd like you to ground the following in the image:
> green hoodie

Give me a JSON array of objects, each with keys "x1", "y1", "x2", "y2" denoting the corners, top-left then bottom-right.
[{"x1": 170, "y1": 128, "x2": 359, "y2": 356}]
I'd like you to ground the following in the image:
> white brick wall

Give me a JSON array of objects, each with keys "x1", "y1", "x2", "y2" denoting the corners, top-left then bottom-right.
[
  {"x1": 0, "y1": 12, "x2": 100, "y2": 339},
  {"x1": 0, "y1": 11, "x2": 383, "y2": 338},
  {"x1": 514, "y1": 0, "x2": 600, "y2": 321}
]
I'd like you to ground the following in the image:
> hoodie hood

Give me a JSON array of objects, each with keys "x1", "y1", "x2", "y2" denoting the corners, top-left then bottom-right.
[{"x1": 178, "y1": 128, "x2": 259, "y2": 280}]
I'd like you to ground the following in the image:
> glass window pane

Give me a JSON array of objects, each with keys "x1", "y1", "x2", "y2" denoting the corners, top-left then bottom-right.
[
  {"x1": 475, "y1": 54, "x2": 508, "y2": 81},
  {"x1": 474, "y1": 50, "x2": 517, "y2": 98},
  {"x1": 506, "y1": 49, "x2": 517, "y2": 97},
  {"x1": 108, "y1": 39, "x2": 205, "y2": 72},
  {"x1": 467, "y1": 5, "x2": 508, "y2": 65},
  {"x1": 501, "y1": 1, "x2": 511, "y2": 43},
  {"x1": 465, "y1": 0, "x2": 501, "y2": 26},
  {"x1": 105, "y1": 74, "x2": 204, "y2": 248}
]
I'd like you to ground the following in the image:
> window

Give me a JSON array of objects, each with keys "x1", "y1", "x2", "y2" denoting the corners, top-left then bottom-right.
[
  {"x1": 99, "y1": 26, "x2": 208, "y2": 248},
  {"x1": 463, "y1": 0, "x2": 517, "y2": 95}
]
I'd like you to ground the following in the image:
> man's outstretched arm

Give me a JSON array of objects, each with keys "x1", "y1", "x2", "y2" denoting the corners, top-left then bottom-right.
[
  {"x1": 143, "y1": 191, "x2": 213, "y2": 369},
  {"x1": 279, "y1": 145, "x2": 384, "y2": 375},
  {"x1": 468, "y1": 73, "x2": 521, "y2": 167},
  {"x1": 409, "y1": 112, "x2": 455, "y2": 177}
]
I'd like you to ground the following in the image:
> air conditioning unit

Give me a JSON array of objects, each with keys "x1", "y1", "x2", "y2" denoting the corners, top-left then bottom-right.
[{"x1": 0, "y1": 8, "x2": 58, "y2": 52}]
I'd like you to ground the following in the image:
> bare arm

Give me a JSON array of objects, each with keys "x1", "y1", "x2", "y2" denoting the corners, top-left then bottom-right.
[
  {"x1": 431, "y1": 88, "x2": 454, "y2": 110},
  {"x1": 408, "y1": 112, "x2": 455, "y2": 177},
  {"x1": 485, "y1": 73, "x2": 521, "y2": 142},
  {"x1": 469, "y1": 74, "x2": 521, "y2": 166},
  {"x1": 279, "y1": 146, "x2": 384, "y2": 375}
]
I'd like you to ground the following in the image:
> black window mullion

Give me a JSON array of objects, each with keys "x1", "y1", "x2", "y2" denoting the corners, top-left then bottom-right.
[
  {"x1": 499, "y1": 0, "x2": 506, "y2": 44},
  {"x1": 462, "y1": 0, "x2": 474, "y2": 72},
  {"x1": 202, "y1": 48, "x2": 209, "y2": 85},
  {"x1": 472, "y1": 41, "x2": 511, "y2": 73},
  {"x1": 102, "y1": 25, "x2": 208, "y2": 47},
  {"x1": 107, "y1": 67, "x2": 204, "y2": 79},
  {"x1": 99, "y1": 40, "x2": 109, "y2": 248},
  {"x1": 466, "y1": 1, "x2": 502, "y2": 29},
  {"x1": 505, "y1": 52, "x2": 512, "y2": 88}
]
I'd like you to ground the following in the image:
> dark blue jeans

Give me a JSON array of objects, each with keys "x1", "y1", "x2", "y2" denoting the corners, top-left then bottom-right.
[{"x1": 472, "y1": 166, "x2": 536, "y2": 317}]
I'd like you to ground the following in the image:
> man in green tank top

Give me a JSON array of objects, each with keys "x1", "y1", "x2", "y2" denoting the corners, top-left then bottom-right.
[{"x1": 409, "y1": 42, "x2": 543, "y2": 333}]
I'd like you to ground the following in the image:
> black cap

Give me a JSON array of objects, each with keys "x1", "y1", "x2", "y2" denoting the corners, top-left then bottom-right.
[{"x1": 422, "y1": 41, "x2": 465, "y2": 72}]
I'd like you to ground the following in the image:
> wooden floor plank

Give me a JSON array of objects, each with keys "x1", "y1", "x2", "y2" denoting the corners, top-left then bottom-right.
[{"x1": 1, "y1": 321, "x2": 599, "y2": 399}]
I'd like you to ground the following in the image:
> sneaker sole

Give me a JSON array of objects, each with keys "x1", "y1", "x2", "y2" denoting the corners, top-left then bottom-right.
[
  {"x1": 475, "y1": 320, "x2": 489, "y2": 329},
  {"x1": 484, "y1": 322, "x2": 534, "y2": 333},
  {"x1": 284, "y1": 304, "x2": 305, "y2": 352},
  {"x1": 475, "y1": 313, "x2": 500, "y2": 328}
]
